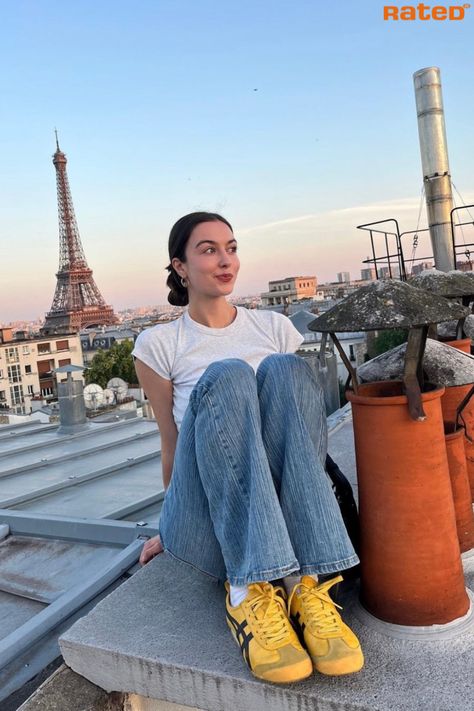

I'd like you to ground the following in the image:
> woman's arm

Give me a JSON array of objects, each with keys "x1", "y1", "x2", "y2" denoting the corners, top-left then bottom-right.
[
  {"x1": 134, "y1": 358, "x2": 178, "y2": 564},
  {"x1": 134, "y1": 358, "x2": 178, "y2": 489}
]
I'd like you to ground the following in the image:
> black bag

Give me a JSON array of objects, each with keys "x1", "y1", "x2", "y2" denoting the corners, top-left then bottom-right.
[{"x1": 325, "y1": 454, "x2": 360, "y2": 555}]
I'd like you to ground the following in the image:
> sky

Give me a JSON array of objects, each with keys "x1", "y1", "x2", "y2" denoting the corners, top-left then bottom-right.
[{"x1": 1, "y1": 0, "x2": 474, "y2": 321}]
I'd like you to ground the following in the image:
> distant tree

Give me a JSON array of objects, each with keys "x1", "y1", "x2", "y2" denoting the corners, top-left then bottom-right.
[
  {"x1": 84, "y1": 349, "x2": 110, "y2": 388},
  {"x1": 371, "y1": 329, "x2": 408, "y2": 357},
  {"x1": 85, "y1": 340, "x2": 137, "y2": 388}
]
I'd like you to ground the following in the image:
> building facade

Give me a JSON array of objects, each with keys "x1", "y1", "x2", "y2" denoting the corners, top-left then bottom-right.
[
  {"x1": 411, "y1": 261, "x2": 434, "y2": 275},
  {"x1": 80, "y1": 328, "x2": 137, "y2": 366},
  {"x1": 261, "y1": 276, "x2": 317, "y2": 307},
  {"x1": 379, "y1": 265, "x2": 400, "y2": 279},
  {"x1": 0, "y1": 328, "x2": 84, "y2": 414},
  {"x1": 317, "y1": 282, "x2": 358, "y2": 300},
  {"x1": 456, "y1": 260, "x2": 473, "y2": 273}
]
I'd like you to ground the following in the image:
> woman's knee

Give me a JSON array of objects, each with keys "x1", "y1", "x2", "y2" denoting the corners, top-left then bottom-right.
[
  {"x1": 257, "y1": 352, "x2": 304, "y2": 380},
  {"x1": 190, "y1": 358, "x2": 257, "y2": 412},
  {"x1": 206, "y1": 357, "x2": 253, "y2": 377},
  {"x1": 198, "y1": 358, "x2": 255, "y2": 391},
  {"x1": 257, "y1": 353, "x2": 323, "y2": 396}
]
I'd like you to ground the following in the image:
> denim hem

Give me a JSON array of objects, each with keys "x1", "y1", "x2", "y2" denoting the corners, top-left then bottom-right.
[
  {"x1": 226, "y1": 560, "x2": 300, "y2": 586},
  {"x1": 159, "y1": 528, "x2": 222, "y2": 583},
  {"x1": 298, "y1": 553, "x2": 360, "y2": 576}
]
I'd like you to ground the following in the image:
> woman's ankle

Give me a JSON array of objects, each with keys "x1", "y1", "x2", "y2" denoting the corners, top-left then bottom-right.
[
  {"x1": 283, "y1": 573, "x2": 319, "y2": 596},
  {"x1": 229, "y1": 584, "x2": 249, "y2": 607}
]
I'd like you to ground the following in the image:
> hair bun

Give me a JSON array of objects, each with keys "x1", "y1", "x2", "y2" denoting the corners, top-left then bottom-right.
[{"x1": 166, "y1": 268, "x2": 189, "y2": 307}]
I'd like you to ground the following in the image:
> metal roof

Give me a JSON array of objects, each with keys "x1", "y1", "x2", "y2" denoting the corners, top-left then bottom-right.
[
  {"x1": 0, "y1": 415, "x2": 164, "y2": 704},
  {"x1": 0, "y1": 418, "x2": 164, "y2": 519}
]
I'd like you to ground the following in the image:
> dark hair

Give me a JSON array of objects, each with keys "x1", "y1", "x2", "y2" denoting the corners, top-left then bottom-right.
[{"x1": 165, "y1": 212, "x2": 233, "y2": 306}]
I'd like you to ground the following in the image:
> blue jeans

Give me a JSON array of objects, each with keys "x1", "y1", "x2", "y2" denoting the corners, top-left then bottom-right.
[{"x1": 159, "y1": 354, "x2": 359, "y2": 586}]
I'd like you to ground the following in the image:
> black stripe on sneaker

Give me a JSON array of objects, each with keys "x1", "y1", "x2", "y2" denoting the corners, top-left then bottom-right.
[
  {"x1": 241, "y1": 631, "x2": 254, "y2": 667},
  {"x1": 226, "y1": 611, "x2": 254, "y2": 668},
  {"x1": 294, "y1": 610, "x2": 306, "y2": 633},
  {"x1": 226, "y1": 611, "x2": 248, "y2": 641}
]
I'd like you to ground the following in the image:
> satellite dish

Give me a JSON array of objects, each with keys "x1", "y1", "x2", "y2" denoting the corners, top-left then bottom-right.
[
  {"x1": 103, "y1": 388, "x2": 116, "y2": 405},
  {"x1": 83, "y1": 383, "x2": 104, "y2": 410},
  {"x1": 107, "y1": 377, "x2": 128, "y2": 399}
]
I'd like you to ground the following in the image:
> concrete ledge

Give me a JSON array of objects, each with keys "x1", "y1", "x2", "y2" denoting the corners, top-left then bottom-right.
[{"x1": 60, "y1": 553, "x2": 474, "y2": 711}]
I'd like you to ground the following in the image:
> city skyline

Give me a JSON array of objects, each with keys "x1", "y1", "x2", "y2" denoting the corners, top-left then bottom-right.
[{"x1": 2, "y1": 2, "x2": 474, "y2": 321}]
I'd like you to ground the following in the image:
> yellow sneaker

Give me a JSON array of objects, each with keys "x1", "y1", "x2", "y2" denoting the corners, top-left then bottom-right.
[
  {"x1": 288, "y1": 575, "x2": 364, "y2": 676},
  {"x1": 225, "y1": 581, "x2": 313, "y2": 683}
]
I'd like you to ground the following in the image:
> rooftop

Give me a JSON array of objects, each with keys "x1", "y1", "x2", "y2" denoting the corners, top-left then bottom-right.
[
  {"x1": 268, "y1": 276, "x2": 316, "y2": 283},
  {"x1": 58, "y1": 410, "x2": 474, "y2": 711},
  {"x1": 0, "y1": 416, "x2": 164, "y2": 706},
  {"x1": 2, "y1": 362, "x2": 474, "y2": 710},
  {"x1": 0, "y1": 418, "x2": 164, "y2": 519}
]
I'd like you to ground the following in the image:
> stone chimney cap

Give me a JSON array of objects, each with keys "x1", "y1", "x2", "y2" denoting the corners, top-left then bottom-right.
[
  {"x1": 409, "y1": 269, "x2": 474, "y2": 297},
  {"x1": 358, "y1": 338, "x2": 474, "y2": 387},
  {"x1": 308, "y1": 279, "x2": 469, "y2": 333}
]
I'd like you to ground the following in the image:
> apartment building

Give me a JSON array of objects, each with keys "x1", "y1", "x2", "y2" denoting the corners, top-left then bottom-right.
[
  {"x1": 0, "y1": 328, "x2": 84, "y2": 414},
  {"x1": 261, "y1": 276, "x2": 317, "y2": 307}
]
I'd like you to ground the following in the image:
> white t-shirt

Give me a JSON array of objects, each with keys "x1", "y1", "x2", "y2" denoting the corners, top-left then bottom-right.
[{"x1": 132, "y1": 306, "x2": 304, "y2": 430}]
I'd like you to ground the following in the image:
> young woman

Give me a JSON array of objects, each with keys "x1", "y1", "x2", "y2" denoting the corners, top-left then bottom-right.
[{"x1": 132, "y1": 212, "x2": 363, "y2": 684}]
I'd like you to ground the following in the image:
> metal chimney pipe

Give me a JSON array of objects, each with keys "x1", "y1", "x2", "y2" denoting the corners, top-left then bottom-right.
[
  {"x1": 55, "y1": 365, "x2": 89, "y2": 434},
  {"x1": 413, "y1": 67, "x2": 455, "y2": 272}
]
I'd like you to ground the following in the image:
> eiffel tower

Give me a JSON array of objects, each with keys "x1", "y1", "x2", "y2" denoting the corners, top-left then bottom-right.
[{"x1": 42, "y1": 133, "x2": 118, "y2": 335}]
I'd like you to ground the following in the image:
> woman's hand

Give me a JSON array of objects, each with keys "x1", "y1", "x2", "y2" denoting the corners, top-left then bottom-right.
[{"x1": 139, "y1": 535, "x2": 164, "y2": 565}]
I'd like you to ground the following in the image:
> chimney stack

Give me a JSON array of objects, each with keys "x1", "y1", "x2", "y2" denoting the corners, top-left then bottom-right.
[
  {"x1": 413, "y1": 67, "x2": 455, "y2": 272},
  {"x1": 55, "y1": 364, "x2": 88, "y2": 434}
]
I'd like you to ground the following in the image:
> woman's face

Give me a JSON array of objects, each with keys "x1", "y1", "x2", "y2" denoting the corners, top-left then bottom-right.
[{"x1": 173, "y1": 220, "x2": 240, "y2": 299}]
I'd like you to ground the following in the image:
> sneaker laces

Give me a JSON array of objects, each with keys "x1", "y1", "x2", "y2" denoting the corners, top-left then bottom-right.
[
  {"x1": 247, "y1": 583, "x2": 291, "y2": 646},
  {"x1": 288, "y1": 575, "x2": 344, "y2": 638}
]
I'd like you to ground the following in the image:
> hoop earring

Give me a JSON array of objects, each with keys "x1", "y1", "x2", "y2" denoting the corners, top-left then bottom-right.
[{"x1": 180, "y1": 277, "x2": 188, "y2": 288}]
